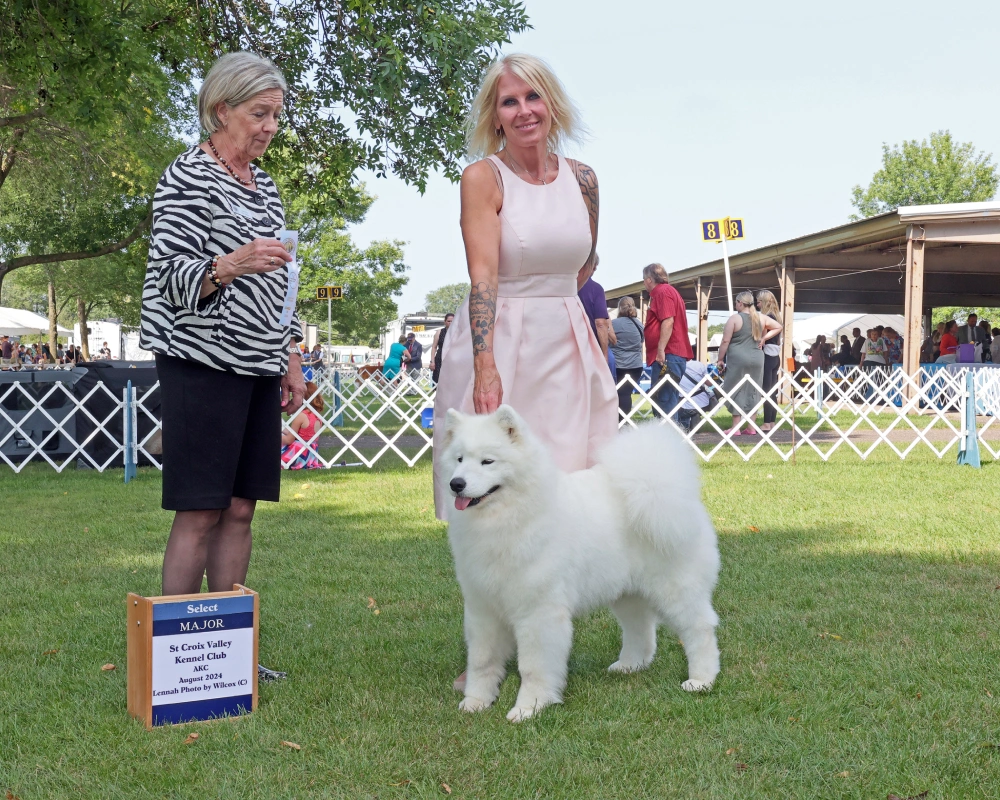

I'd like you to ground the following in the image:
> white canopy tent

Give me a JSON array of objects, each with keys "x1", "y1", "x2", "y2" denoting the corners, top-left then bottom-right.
[{"x1": 0, "y1": 307, "x2": 73, "y2": 338}]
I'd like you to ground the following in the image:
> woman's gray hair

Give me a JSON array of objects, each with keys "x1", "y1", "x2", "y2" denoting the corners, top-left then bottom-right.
[
  {"x1": 198, "y1": 52, "x2": 287, "y2": 134},
  {"x1": 617, "y1": 296, "x2": 637, "y2": 318}
]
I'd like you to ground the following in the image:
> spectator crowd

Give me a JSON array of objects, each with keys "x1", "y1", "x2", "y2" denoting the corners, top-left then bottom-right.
[{"x1": 0, "y1": 335, "x2": 117, "y2": 368}]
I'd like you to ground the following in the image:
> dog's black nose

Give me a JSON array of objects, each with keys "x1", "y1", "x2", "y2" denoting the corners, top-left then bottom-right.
[{"x1": 450, "y1": 478, "x2": 466, "y2": 493}]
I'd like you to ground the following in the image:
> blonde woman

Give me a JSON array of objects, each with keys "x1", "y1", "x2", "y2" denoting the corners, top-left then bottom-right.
[
  {"x1": 432, "y1": 54, "x2": 617, "y2": 518},
  {"x1": 610, "y1": 295, "x2": 645, "y2": 417},
  {"x1": 755, "y1": 289, "x2": 782, "y2": 432},
  {"x1": 717, "y1": 291, "x2": 781, "y2": 435}
]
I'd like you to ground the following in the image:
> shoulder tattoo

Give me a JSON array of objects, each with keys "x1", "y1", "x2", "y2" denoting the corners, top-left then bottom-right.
[{"x1": 573, "y1": 161, "x2": 599, "y2": 234}]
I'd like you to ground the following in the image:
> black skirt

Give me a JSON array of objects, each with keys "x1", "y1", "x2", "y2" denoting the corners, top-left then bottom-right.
[{"x1": 155, "y1": 354, "x2": 282, "y2": 511}]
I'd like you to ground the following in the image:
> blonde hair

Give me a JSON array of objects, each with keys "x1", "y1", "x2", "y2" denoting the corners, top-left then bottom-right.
[
  {"x1": 755, "y1": 289, "x2": 781, "y2": 323},
  {"x1": 465, "y1": 54, "x2": 585, "y2": 159},
  {"x1": 198, "y1": 52, "x2": 287, "y2": 134},
  {"x1": 642, "y1": 263, "x2": 670, "y2": 285},
  {"x1": 617, "y1": 296, "x2": 638, "y2": 318},
  {"x1": 734, "y1": 290, "x2": 763, "y2": 341}
]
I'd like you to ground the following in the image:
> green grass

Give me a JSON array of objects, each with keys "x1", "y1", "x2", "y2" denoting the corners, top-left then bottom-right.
[{"x1": 2, "y1": 452, "x2": 999, "y2": 799}]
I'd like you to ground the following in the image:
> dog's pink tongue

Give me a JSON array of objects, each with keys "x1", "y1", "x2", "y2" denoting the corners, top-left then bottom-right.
[{"x1": 454, "y1": 496, "x2": 472, "y2": 511}]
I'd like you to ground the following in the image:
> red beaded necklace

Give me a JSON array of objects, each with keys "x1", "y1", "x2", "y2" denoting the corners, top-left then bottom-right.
[{"x1": 207, "y1": 137, "x2": 256, "y2": 187}]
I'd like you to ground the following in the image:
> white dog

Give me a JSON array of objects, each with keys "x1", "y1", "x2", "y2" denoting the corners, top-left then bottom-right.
[{"x1": 441, "y1": 405, "x2": 721, "y2": 722}]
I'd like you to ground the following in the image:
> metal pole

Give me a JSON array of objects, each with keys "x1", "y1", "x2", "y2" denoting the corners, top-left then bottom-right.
[
  {"x1": 327, "y1": 295, "x2": 332, "y2": 368},
  {"x1": 721, "y1": 235, "x2": 734, "y2": 314}
]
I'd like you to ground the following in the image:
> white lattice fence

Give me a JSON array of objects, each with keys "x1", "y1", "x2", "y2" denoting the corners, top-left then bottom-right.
[
  {"x1": 282, "y1": 368, "x2": 435, "y2": 468},
  {"x1": 2, "y1": 365, "x2": 997, "y2": 473},
  {"x1": 619, "y1": 364, "x2": 999, "y2": 462},
  {"x1": 0, "y1": 379, "x2": 128, "y2": 472}
]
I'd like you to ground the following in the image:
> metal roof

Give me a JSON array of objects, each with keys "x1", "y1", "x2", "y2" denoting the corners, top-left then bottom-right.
[{"x1": 605, "y1": 202, "x2": 1000, "y2": 313}]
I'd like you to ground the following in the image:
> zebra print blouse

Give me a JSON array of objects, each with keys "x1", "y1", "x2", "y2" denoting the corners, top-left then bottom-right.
[{"x1": 139, "y1": 146, "x2": 303, "y2": 376}]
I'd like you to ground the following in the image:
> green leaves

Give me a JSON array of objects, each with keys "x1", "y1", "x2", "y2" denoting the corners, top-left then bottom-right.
[
  {"x1": 207, "y1": 0, "x2": 530, "y2": 193},
  {"x1": 424, "y1": 282, "x2": 468, "y2": 315},
  {"x1": 850, "y1": 130, "x2": 999, "y2": 219},
  {"x1": 293, "y1": 202, "x2": 409, "y2": 346}
]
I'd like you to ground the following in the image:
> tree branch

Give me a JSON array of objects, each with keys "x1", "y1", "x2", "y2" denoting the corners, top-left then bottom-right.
[
  {"x1": 0, "y1": 107, "x2": 46, "y2": 129},
  {"x1": 0, "y1": 207, "x2": 152, "y2": 276},
  {"x1": 0, "y1": 126, "x2": 26, "y2": 191}
]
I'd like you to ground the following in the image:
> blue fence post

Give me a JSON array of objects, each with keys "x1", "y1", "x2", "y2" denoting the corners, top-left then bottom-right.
[
  {"x1": 331, "y1": 370, "x2": 343, "y2": 427},
  {"x1": 957, "y1": 370, "x2": 981, "y2": 468},
  {"x1": 124, "y1": 379, "x2": 137, "y2": 483}
]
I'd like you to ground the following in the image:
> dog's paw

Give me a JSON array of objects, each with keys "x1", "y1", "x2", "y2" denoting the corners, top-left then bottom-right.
[
  {"x1": 506, "y1": 705, "x2": 537, "y2": 723},
  {"x1": 608, "y1": 659, "x2": 649, "y2": 674},
  {"x1": 458, "y1": 696, "x2": 492, "y2": 713},
  {"x1": 681, "y1": 678, "x2": 714, "y2": 693}
]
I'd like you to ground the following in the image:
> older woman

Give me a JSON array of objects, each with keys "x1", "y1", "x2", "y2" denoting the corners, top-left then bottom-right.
[
  {"x1": 610, "y1": 296, "x2": 645, "y2": 418},
  {"x1": 432, "y1": 54, "x2": 617, "y2": 519},
  {"x1": 140, "y1": 52, "x2": 306, "y2": 596}
]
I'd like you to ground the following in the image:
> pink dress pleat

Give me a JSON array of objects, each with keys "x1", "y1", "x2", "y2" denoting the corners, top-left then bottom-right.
[{"x1": 432, "y1": 154, "x2": 618, "y2": 519}]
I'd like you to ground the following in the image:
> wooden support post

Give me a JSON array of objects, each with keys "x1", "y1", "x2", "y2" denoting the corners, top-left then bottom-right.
[
  {"x1": 778, "y1": 257, "x2": 796, "y2": 407},
  {"x1": 695, "y1": 277, "x2": 712, "y2": 362},
  {"x1": 779, "y1": 257, "x2": 795, "y2": 370},
  {"x1": 640, "y1": 291, "x2": 649, "y2": 364},
  {"x1": 902, "y1": 230, "x2": 925, "y2": 380}
]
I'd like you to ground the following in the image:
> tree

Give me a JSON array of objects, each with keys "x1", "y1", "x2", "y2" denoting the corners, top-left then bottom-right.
[
  {"x1": 194, "y1": 0, "x2": 530, "y2": 196},
  {"x1": 290, "y1": 198, "x2": 409, "y2": 346},
  {"x1": 931, "y1": 307, "x2": 1000, "y2": 327},
  {"x1": 0, "y1": 0, "x2": 199, "y2": 293},
  {"x1": 425, "y1": 282, "x2": 469, "y2": 315},
  {"x1": 850, "y1": 131, "x2": 999, "y2": 220},
  {"x1": 0, "y1": 0, "x2": 529, "y2": 293}
]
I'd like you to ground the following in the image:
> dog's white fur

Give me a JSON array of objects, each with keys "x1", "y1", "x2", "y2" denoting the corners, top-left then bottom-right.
[{"x1": 442, "y1": 405, "x2": 721, "y2": 722}]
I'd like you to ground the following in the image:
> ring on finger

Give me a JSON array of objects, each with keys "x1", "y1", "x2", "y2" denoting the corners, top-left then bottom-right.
[{"x1": 269, "y1": 256, "x2": 276, "y2": 266}]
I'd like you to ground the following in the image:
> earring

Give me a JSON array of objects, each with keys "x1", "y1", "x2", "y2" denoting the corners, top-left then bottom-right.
[{"x1": 495, "y1": 125, "x2": 503, "y2": 137}]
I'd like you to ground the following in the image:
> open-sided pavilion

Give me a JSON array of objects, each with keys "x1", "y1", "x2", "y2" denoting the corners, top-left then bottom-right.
[{"x1": 605, "y1": 201, "x2": 1000, "y2": 375}]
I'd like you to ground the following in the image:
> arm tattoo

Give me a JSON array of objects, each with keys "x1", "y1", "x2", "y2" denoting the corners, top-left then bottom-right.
[
  {"x1": 469, "y1": 281, "x2": 496, "y2": 355},
  {"x1": 574, "y1": 161, "x2": 599, "y2": 266}
]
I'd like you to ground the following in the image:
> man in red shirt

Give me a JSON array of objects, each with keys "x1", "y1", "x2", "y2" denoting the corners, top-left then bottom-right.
[{"x1": 642, "y1": 263, "x2": 692, "y2": 419}]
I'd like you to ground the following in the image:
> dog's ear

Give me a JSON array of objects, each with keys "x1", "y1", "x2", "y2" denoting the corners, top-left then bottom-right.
[
  {"x1": 494, "y1": 404, "x2": 523, "y2": 443},
  {"x1": 441, "y1": 408, "x2": 463, "y2": 449}
]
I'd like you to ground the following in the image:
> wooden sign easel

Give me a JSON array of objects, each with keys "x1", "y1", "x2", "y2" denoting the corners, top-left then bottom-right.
[{"x1": 127, "y1": 585, "x2": 259, "y2": 729}]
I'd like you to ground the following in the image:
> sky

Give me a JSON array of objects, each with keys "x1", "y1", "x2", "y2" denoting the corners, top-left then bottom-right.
[{"x1": 347, "y1": 0, "x2": 1000, "y2": 325}]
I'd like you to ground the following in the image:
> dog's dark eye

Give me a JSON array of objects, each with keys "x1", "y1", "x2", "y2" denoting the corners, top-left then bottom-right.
[
  {"x1": 457, "y1": 456, "x2": 463, "y2": 463},
  {"x1": 481, "y1": 459, "x2": 494, "y2": 465}
]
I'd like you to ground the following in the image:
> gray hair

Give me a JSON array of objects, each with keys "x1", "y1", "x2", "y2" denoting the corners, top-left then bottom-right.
[
  {"x1": 198, "y1": 52, "x2": 287, "y2": 134},
  {"x1": 642, "y1": 263, "x2": 669, "y2": 285},
  {"x1": 617, "y1": 296, "x2": 637, "y2": 318}
]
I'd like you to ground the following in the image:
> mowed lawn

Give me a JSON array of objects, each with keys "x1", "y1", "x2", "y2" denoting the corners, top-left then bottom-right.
[{"x1": 2, "y1": 450, "x2": 999, "y2": 799}]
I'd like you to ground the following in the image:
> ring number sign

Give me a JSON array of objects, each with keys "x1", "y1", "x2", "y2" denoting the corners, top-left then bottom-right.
[
  {"x1": 316, "y1": 286, "x2": 343, "y2": 300},
  {"x1": 701, "y1": 218, "x2": 744, "y2": 242}
]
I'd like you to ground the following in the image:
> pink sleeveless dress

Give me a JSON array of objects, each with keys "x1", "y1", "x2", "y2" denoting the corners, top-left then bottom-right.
[{"x1": 432, "y1": 154, "x2": 618, "y2": 519}]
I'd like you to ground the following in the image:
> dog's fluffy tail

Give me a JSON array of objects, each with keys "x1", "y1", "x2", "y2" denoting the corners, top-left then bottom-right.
[{"x1": 598, "y1": 423, "x2": 717, "y2": 551}]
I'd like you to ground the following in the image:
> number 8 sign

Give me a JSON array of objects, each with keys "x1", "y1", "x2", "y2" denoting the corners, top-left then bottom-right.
[
  {"x1": 724, "y1": 218, "x2": 744, "y2": 239},
  {"x1": 701, "y1": 220, "x2": 722, "y2": 241}
]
